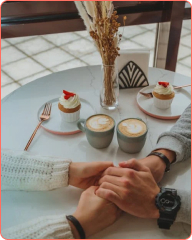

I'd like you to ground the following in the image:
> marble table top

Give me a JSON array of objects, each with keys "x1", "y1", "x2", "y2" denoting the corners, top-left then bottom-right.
[{"x1": 1, "y1": 66, "x2": 191, "y2": 239}]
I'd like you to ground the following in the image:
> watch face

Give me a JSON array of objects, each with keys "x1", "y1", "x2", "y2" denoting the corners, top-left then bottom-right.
[{"x1": 159, "y1": 192, "x2": 177, "y2": 211}]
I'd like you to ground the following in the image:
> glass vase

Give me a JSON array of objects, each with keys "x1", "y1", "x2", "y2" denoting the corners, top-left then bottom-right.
[{"x1": 100, "y1": 64, "x2": 119, "y2": 110}]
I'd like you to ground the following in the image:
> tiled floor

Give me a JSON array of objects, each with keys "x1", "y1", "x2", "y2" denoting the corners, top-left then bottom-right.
[{"x1": 1, "y1": 20, "x2": 191, "y2": 99}]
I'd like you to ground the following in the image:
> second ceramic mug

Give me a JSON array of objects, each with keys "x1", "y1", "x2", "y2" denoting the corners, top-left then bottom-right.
[
  {"x1": 117, "y1": 118, "x2": 148, "y2": 153},
  {"x1": 77, "y1": 114, "x2": 115, "y2": 149}
]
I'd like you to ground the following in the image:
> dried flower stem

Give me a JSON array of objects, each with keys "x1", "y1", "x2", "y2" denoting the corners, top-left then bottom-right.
[{"x1": 75, "y1": 1, "x2": 122, "y2": 106}]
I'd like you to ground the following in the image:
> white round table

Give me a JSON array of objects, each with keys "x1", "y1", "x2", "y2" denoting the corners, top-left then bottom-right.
[{"x1": 1, "y1": 66, "x2": 191, "y2": 239}]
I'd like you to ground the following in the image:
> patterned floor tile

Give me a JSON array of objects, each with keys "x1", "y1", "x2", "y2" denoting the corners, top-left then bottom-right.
[
  {"x1": 80, "y1": 51, "x2": 102, "y2": 65},
  {"x1": 75, "y1": 31, "x2": 89, "y2": 38},
  {"x1": 1, "y1": 39, "x2": 9, "y2": 48},
  {"x1": 75, "y1": 30, "x2": 94, "y2": 42},
  {"x1": 180, "y1": 34, "x2": 191, "y2": 48},
  {"x1": 33, "y1": 48, "x2": 74, "y2": 68},
  {"x1": 19, "y1": 70, "x2": 52, "y2": 86},
  {"x1": 120, "y1": 25, "x2": 147, "y2": 39},
  {"x1": 85, "y1": 35, "x2": 93, "y2": 42},
  {"x1": 183, "y1": 19, "x2": 191, "y2": 30},
  {"x1": 181, "y1": 27, "x2": 190, "y2": 37},
  {"x1": 140, "y1": 23, "x2": 157, "y2": 31},
  {"x1": 61, "y1": 38, "x2": 96, "y2": 57},
  {"x1": 131, "y1": 31, "x2": 156, "y2": 49},
  {"x1": 1, "y1": 72, "x2": 13, "y2": 86},
  {"x1": 178, "y1": 45, "x2": 191, "y2": 60},
  {"x1": 2, "y1": 58, "x2": 44, "y2": 81},
  {"x1": 1, "y1": 46, "x2": 26, "y2": 66},
  {"x1": 119, "y1": 39, "x2": 144, "y2": 50},
  {"x1": 43, "y1": 32, "x2": 80, "y2": 46},
  {"x1": 16, "y1": 37, "x2": 54, "y2": 56},
  {"x1": 6, "y1": 36, "x2": 37, "y2": 45},
  {"x1": 179, "y1": 56, "x2": 191, "y2": 68},
  {"x1": 176, "y1": 63, "x2": 191, "y2": 77}
]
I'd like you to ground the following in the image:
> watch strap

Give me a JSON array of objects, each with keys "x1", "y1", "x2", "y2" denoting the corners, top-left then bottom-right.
[
  {"x1": 158, "y1": 212, "x2": 175, "y2": 229},
  {"x1": 158, "y1": 219, "x2": 173, "y2": 230},
  {"x1": 147, "y1": 152, "x2": 171, "y2": 172}
]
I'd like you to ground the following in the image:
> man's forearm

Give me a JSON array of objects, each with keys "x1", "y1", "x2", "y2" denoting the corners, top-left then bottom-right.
[
  {"x1": 139, "y1": 149, "x2": 176, "y2": 182},
  {"x1": 141, "y1": 104, "x2": 191, "y2": 182},
  {"x1": 154, "y1": 104, "x2": 191, "y2": 163}
]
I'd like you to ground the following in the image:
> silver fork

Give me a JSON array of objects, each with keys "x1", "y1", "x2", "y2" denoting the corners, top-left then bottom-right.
[
  {"x1": 24, "y1": 103, "x2": 52, "y2": 151},
  {"x1": 139, "y1": 84, "x2": 191, "y2": 98}
]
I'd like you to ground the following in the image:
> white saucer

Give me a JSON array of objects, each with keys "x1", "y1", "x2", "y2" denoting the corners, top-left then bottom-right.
[
  {"x1": 37, "y1": 98, "x2": 96, "y2": 135},
  {"x1": 137, "y1": 85, "x2": 191, "y2": 120}
]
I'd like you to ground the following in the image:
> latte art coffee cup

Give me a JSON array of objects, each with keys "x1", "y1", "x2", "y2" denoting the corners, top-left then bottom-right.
[
  {"x1": 118, "y1": 119, "x2": 147, "y2": 137},
  {"x1": 77, "y1": 114, "x2": 115, "y2": 149},
  {"x1": 117, "y1": 118, "x2": 147, "y2": 153},
  {"x1": 86, "y1": 115, "x2": 114, "y2": 132}
]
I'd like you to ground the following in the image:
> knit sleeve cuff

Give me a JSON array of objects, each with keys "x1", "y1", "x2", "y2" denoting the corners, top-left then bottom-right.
[
  {"x1": 175, "y1": 189, "x2": 191, "y2": 225},
  {"x1": 152, "y1": 136, "x2": 185, "y2": 163},
  {"x1": 2, "y1": 214, "x2": 74, "y2": 239},
  {"x1": 50, "y1": 159, "x2": 72, "y2": 189}
]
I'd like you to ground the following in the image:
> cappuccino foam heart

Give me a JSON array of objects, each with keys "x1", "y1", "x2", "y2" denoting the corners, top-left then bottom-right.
[
  {"x1": 118, "y1": 119, "x2": 147, "y2": 137},
  {"x1": 86, "y1": 115, "x2": 114, "y2": 132}
]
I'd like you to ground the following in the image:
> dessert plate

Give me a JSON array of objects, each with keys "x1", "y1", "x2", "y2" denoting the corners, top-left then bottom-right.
[
  {"x1": 137, "y1": 85, "x2": 191, "y2": 120},
  {"x1": 37, "y1": 98, "x2": 96, "y2": 135}
]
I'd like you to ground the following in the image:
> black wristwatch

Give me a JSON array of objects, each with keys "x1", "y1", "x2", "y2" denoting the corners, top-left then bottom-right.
[{"x1": 155, "y1": 187, "x2": 181, "y2": 230}]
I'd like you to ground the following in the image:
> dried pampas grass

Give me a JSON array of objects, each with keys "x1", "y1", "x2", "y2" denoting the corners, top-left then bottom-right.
[
  {"x1": 75, "y1": 1, "x2": 122, "y2": 106},
  {"x1": 74, "y1": 1, "x2": 92, "y2": 31}
]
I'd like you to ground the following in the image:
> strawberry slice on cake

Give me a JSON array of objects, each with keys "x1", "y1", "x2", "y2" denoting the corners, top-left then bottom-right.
[
  {"x1": 63, "y1": 90, "x2": 76, "y2": 100},
  {"x1": 158, "y1": 82, "x2": 169, "y2": 88}
]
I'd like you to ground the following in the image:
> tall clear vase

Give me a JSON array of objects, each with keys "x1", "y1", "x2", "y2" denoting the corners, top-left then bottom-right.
[{"x1": 100, "y1": 64, "x2": 119, "y2": 110}]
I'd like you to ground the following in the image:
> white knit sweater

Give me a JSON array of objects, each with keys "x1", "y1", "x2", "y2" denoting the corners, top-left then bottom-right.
[
  {"x1": 1, "y1": 149, "x2": 71, "y2": 191},
  {"x1": 1, "y1": 149, "x2": 74, "y2": 239}
]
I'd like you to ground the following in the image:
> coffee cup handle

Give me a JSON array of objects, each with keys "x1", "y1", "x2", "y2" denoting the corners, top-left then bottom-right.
[{"x1": 77, "y1": 119, "x2": 86, "y2": 132}]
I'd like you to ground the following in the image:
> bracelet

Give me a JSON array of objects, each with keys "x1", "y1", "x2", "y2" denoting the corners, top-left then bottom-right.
[
  {"x1": 147, "y1": 152, "x2": 171, "y2": 172},
  {"x1": 66, "y1": 215, "x2": 86, "y2": 239}
]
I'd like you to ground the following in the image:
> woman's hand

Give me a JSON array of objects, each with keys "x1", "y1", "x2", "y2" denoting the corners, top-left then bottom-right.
[
  {"x1": 72, "y1": 186, "x2": 121, "y2": 238},
  {"x1": 69, "y1": 161, "x2": 113, "y2": 189}
]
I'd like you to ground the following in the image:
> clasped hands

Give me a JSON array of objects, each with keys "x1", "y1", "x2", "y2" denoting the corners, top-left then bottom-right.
[{"x1": 68, "y1": 158, "x2": 164, "y2": 238}]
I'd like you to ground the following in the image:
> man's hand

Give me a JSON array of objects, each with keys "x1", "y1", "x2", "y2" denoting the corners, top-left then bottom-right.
[
  {"x1": 72, "y1": 186, "x2": 121, "y2": 238},
  {"x1": 96, "y1": 159, "x2": 160, "y2": 219},
  {"x1": 69, "y1": 161, "x2": 113, "y2": 189}
]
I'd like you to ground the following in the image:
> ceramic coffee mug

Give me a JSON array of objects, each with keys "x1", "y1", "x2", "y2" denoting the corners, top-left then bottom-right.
[
  {"x1": 77, "y1": 114, "x2": 115, "y2": 149},
  {"x1": 117, "y1": 118, "x2": 148, "y2": 153}
]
